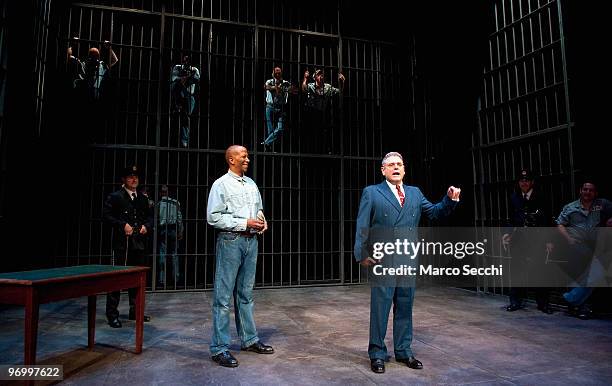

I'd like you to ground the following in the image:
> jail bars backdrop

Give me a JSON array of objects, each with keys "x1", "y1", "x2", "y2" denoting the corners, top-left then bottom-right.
[
  {"x1": 471, "y1": 0, "x2": 575, "y2": 295},
  {"x1": 0, "y1": 0, "x2": 6, "y2": 225},
  {"x1": 40, "y1": 0, "x2": 408, "y2": 290}
]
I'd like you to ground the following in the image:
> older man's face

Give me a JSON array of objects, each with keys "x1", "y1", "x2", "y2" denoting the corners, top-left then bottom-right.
[{"x1": 381, "y1": 155, "x2": 405, "y2": 185}]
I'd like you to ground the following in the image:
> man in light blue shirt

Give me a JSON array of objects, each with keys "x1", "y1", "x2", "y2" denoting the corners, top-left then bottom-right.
[{"x1": 206, "y1": 145, "x2": 274, "y2": 367}]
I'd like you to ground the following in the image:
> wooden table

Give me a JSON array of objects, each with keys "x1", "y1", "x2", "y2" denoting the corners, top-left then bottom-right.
[{"x1": 0, "y1": 265, "x2": 149, "y2": 365}]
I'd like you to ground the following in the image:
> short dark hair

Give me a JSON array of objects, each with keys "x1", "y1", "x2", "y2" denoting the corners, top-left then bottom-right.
[{"x1": 581, "y1": 179, "x2": 598, "y2": 190}]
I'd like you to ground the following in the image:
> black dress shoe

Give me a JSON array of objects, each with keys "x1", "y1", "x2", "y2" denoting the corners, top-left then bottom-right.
[
  {"x1": 506, "y1": 303, "x2": 522, "y2": 312},
  {"x1": 128, "y1": 310, "x2": 151, "y2": 322},
  {"x1": 241, "y1": 341, "x2": 274, "y2": 354},
  {"x1": 397, "y1": 356, "x2": 423, "y2": 369},
  {"x1": 537, "y1": 304, "x2": 554, "y2": 314},
  {"x1": 577, "y1": 305, "x2": 593, "y2": 320},
  {"x1": 370, "y1": 359, "x2": 385, "y2": 373},
  {"x1": 108, "y1": 318, "x2": 122, "y2": 328},
  {"x1": 212, "y1": 351, "x2": 239, "y2": 368}
]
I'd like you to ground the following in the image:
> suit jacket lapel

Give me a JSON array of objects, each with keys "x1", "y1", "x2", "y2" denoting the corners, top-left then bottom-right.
[{"x1": 377, "y1": 182, "x2": 402, "y2": 213}]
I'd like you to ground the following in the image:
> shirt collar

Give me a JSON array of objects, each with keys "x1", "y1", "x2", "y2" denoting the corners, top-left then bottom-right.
[
  {"x1": 123, "y1": 186, "x2": 137, "y2": 198},
  {"x1": 386, "y1": 180, "x2": 403, "y2": 193},
  {"x1": 227, "y1": 169, "x2": 246, "y2": 182},
  {"x1": 579, "y1": 198, "x2": 598, "y2": 211}
]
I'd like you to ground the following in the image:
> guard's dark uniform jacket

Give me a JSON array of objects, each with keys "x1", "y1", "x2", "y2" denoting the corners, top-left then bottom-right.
[
  {"x1": 506, "y1": 188, "x2": 552, "y2": 309},
  {"x1": 103, "y1": 187, "x2": 153, "y2": 322},
  {"x1": 103, "y1": 188, "x2": 153, "y2": 252},
  {"x1": 508, "y1": 189, "x2": 550, "y2": 229}
]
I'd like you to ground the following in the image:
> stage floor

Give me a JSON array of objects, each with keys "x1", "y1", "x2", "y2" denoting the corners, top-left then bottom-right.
[{"x1": 1, "y1": 285, "x2": 612, "y2": 385}]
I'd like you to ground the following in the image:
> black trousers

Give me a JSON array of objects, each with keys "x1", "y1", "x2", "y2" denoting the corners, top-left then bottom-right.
[
  {"x1": 508, "y1": 235, "x2": 551, "y2": 307},
  {"x1": 509, "y1": 287, "x2": 550, "y2": 308},
  {"x1": 106, "y1": 248, "x2": 145, "y2": 320}
]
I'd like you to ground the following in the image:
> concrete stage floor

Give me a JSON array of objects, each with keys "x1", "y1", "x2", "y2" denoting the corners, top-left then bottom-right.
[{"x1": 1, "y1": 285, "x2": 612, "y2": 385}]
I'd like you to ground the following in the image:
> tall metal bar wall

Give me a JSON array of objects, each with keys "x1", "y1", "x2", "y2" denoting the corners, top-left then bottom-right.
[
  {"x1": 0, "y1": 0, "x2": 7, "y2": 224},
  {"x1": 472, "y1": 0, "x2": 574, "y2": 294},
  {"x1": 45, "y1": 0, "x2": 407, "y2": 290}
]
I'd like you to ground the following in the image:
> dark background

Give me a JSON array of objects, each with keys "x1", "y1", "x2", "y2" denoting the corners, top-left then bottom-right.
[{"x1": 0, "y1": 1, "x2": 608, "y2": 303}]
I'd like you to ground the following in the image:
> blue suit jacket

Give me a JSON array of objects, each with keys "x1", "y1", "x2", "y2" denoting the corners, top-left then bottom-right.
[{"x1": 354, "y1": 181, "x2": 457, "y2": 262}]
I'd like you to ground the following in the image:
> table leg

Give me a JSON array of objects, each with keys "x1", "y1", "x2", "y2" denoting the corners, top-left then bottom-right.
[
  {"x1": 134, "y1": 272, "x2": 145, "y2": 354},
  {"x1": 88, "y1": 295, "x2": 96, "y2": 349},
  {"x1": 24, "y1": 287, "x2": 39, "y2": 365}
]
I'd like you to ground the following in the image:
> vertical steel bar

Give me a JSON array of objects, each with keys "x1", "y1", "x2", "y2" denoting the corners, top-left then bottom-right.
[
  {"x1": 337, "y1": 0, "x2": 344, "y2": 283},
  {"x1": 555, "y1": 0, "x2": 574, "y2": 189},
  {"x1": 151, "y1": 3, "x2": 166, "y2": 290}
]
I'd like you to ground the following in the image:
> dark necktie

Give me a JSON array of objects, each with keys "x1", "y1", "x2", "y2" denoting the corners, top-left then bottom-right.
[
  {"x1": 523, "y1": 193, "x2": 528, "y2": 201},
  {"x1": 131, "y1": 193, "x2": 136, "y2": 200},
  {"x1": 396, "y1": 185, "x2": 405, "y2": 207}
]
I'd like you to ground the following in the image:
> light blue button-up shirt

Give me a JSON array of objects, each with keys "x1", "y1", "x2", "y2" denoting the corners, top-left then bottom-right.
[{"x1": 206, "y1": 170, "x2": 264, "y2": 232}]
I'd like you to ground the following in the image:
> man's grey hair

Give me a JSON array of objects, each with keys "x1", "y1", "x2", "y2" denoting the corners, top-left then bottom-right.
[{"x1": 381, "y1": 152, "x2": 404, "y2": 165}]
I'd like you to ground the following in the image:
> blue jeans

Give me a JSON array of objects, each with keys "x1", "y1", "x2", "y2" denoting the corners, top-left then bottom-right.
[
  {"x1": 180, "y1": 96, "x2": 195, "y2": 146},
  {"x1": 263, "y1": 105, "x2": 285, "y2": 145},
  {"x1": 563, "y1": 242, "x2": 594, "y2": 306},
  {"x1": 563, "y1": 287, "x2": 593, "y2": 306},
  {"x1": 158, "y1": 227, "x2": 179, "y2": 283},
  {"x1": 210, "y1": 233, "x2": 259, "y2": 355},
  {"x1": 172, "y1": 84, "x2": 196, "y2": 146}
]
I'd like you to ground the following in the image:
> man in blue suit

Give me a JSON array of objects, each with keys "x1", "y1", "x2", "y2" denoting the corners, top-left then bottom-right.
[{"x1": 354, "y1": 151, "x2": 460, "y2": 373}]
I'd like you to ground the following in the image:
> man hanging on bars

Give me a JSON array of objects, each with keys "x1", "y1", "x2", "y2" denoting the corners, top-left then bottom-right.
[
  {"x1": 260, "y1": 66, "x2": 296, "y2": 150},
  {"x1": 68, "y1": 38, "x2": 118, "y2": 142},
  {"x1": 301, "y1": 68, "x2": 345, "y2": 154},
  {"x1": 171, "y1": 54, "x2": 200, "y2": 148},
  {"x1": 206, "y1": 145, "x2": 274, "y2": 367},
  {"x1": 80, "y1": 40, "x2": 119, "y2": 102},
  {"x1": 103, "y1": 165, "x2": 153, "y2": 328},
  {"x1": 65, "y1": 36, "x2": 84, "y2": 90}
]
